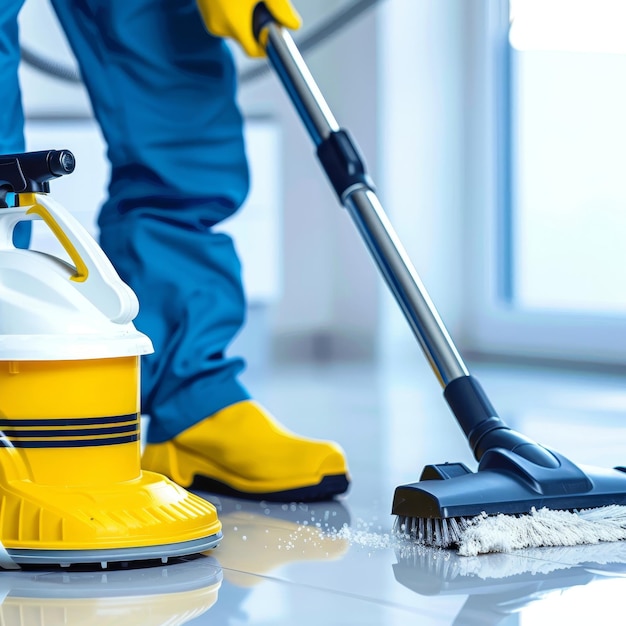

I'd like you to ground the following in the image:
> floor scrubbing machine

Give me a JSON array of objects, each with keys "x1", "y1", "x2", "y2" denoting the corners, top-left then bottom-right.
[{"x1": 0, "y1": 150, "x2": 222, "y2": 568}]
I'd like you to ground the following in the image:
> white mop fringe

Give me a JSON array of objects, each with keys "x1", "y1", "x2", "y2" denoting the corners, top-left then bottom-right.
[{"x1": 457, "y1": 505, "x2": 626, "y2": 557}]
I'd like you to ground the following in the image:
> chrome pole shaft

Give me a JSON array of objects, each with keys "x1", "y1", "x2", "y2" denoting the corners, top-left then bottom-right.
[{"x1": 264, "y1": 22, "x2": 469, "y2": 386}]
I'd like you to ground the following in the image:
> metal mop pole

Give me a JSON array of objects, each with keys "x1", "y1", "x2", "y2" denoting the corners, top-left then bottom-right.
[{"x1": 257, "y1": 13, "x2": 468, "y2": 387}]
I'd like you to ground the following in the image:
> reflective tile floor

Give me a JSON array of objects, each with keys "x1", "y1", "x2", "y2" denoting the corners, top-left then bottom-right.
[{"x1": 6, "y1": 358, "x2": 626, "y2": 625}]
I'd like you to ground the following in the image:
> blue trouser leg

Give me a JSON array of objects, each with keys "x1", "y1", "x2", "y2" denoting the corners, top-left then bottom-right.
[
  {"x1": 50, "y1": 0, "x2": 252, "y2": 442},
  {"x1": 0, "y1": 0, "x2": 30, "y2": 248}
]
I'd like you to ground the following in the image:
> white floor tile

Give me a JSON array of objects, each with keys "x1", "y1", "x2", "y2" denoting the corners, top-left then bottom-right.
[{"x1": 10, "y1": 359, "x2": 626, "y2": 625}]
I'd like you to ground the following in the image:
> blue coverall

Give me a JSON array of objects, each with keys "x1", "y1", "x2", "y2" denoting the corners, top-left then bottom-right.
[{"x1": 1, "y1": 0, "x2": 252, "y2": 442}]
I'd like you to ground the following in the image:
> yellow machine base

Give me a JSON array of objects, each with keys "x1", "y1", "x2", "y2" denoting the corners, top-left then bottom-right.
[
  {"x1": 0, "y1": 358, "x2": 222, "y2": 567},
  {"x1": 5, "y1": 534, "x2": 222, "y2": 568},
  {"x1": 0, "y1": 466, "x2": 223, "y2": 568}
]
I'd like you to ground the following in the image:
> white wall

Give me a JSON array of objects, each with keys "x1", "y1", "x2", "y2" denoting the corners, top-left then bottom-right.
[
  {"x1": 237, "y1": 0, "x2": 381, "y2": 360},
  {"x1": 376, "y1": 0, "x2": 466, "y2": 367}
]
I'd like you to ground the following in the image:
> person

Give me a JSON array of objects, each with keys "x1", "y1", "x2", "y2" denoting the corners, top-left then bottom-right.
[{"x1": 3, "y1": 0, "x2": 349, "y2": 501}]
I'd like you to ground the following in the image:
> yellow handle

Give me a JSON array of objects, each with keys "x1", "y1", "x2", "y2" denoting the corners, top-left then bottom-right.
[
  {"x1": 21, "y1": 193, "x2": 89, "y2": 283},
  {"x1": 4, "y1": 192, "x2": 139, "y2": 324}
]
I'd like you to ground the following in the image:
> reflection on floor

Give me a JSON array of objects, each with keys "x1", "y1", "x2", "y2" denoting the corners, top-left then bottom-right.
[{"x1": 6, "y1": 359, "x2": 626, "y2": 625}]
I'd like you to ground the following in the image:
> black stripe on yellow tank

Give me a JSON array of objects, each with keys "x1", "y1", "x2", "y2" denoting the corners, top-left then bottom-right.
[
  {"x1": 0, "y1": 434, "x2": 140, "y2": 448},
  {"x1": 0, "y1": 413, "x2": 139, "y2": 447},
  {"x1": 2, "y1": 423, "x2": 137, "y2": 438},
  {"x1": 0, "y1": 413, "x2": 138, "y2": 427}
]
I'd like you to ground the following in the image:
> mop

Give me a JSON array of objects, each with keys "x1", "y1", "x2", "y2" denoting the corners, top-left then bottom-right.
[{"x1": 252, "y1": 2, "x2": 626, "y2": 555}]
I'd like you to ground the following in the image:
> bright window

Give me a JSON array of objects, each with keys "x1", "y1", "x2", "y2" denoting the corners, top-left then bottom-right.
[
  {"x1": 463, "y1": 0, "x2": 626, "y2": 364},
  {"x1": 509, "y1": 0, "x2": 626, "y2": 314}
]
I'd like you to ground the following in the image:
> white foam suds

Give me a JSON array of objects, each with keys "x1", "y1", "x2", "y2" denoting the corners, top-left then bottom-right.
[{"x1": 322, "y1": 518, "x2": 444, "y2": 555}]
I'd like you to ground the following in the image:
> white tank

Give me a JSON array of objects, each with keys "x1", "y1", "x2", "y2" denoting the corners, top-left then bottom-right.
[{"x1": 0, "y1": 192, "x2": 153, "y2": 360}]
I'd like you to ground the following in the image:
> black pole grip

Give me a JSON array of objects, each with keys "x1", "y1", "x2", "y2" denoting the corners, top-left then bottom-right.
[
  {"x1": 253, "y1": 2, "x2": 275, "y2": 43},
  {"x1": 444, "y1": 375, "x2": 560, "y2": 467},
  {"x1": 444, "y1": 375, "x2": 504, "y2": 452},
  {"x1": 316, "y1": 130, "x2": 375, "y2": 199}
]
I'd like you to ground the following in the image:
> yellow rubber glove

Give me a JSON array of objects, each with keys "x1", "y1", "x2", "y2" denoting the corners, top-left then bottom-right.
[{"x1": 197, "y1": 0, "x2": 302, "y2": 58}]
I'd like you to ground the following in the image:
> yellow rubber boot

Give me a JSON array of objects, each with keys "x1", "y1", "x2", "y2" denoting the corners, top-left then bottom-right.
[
  {"x1": 0, "y1": 357, "x2": 222, "y2": 568},
  {"x1": 142, "y1": 401, "x2": 350, "y2": 501}
]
